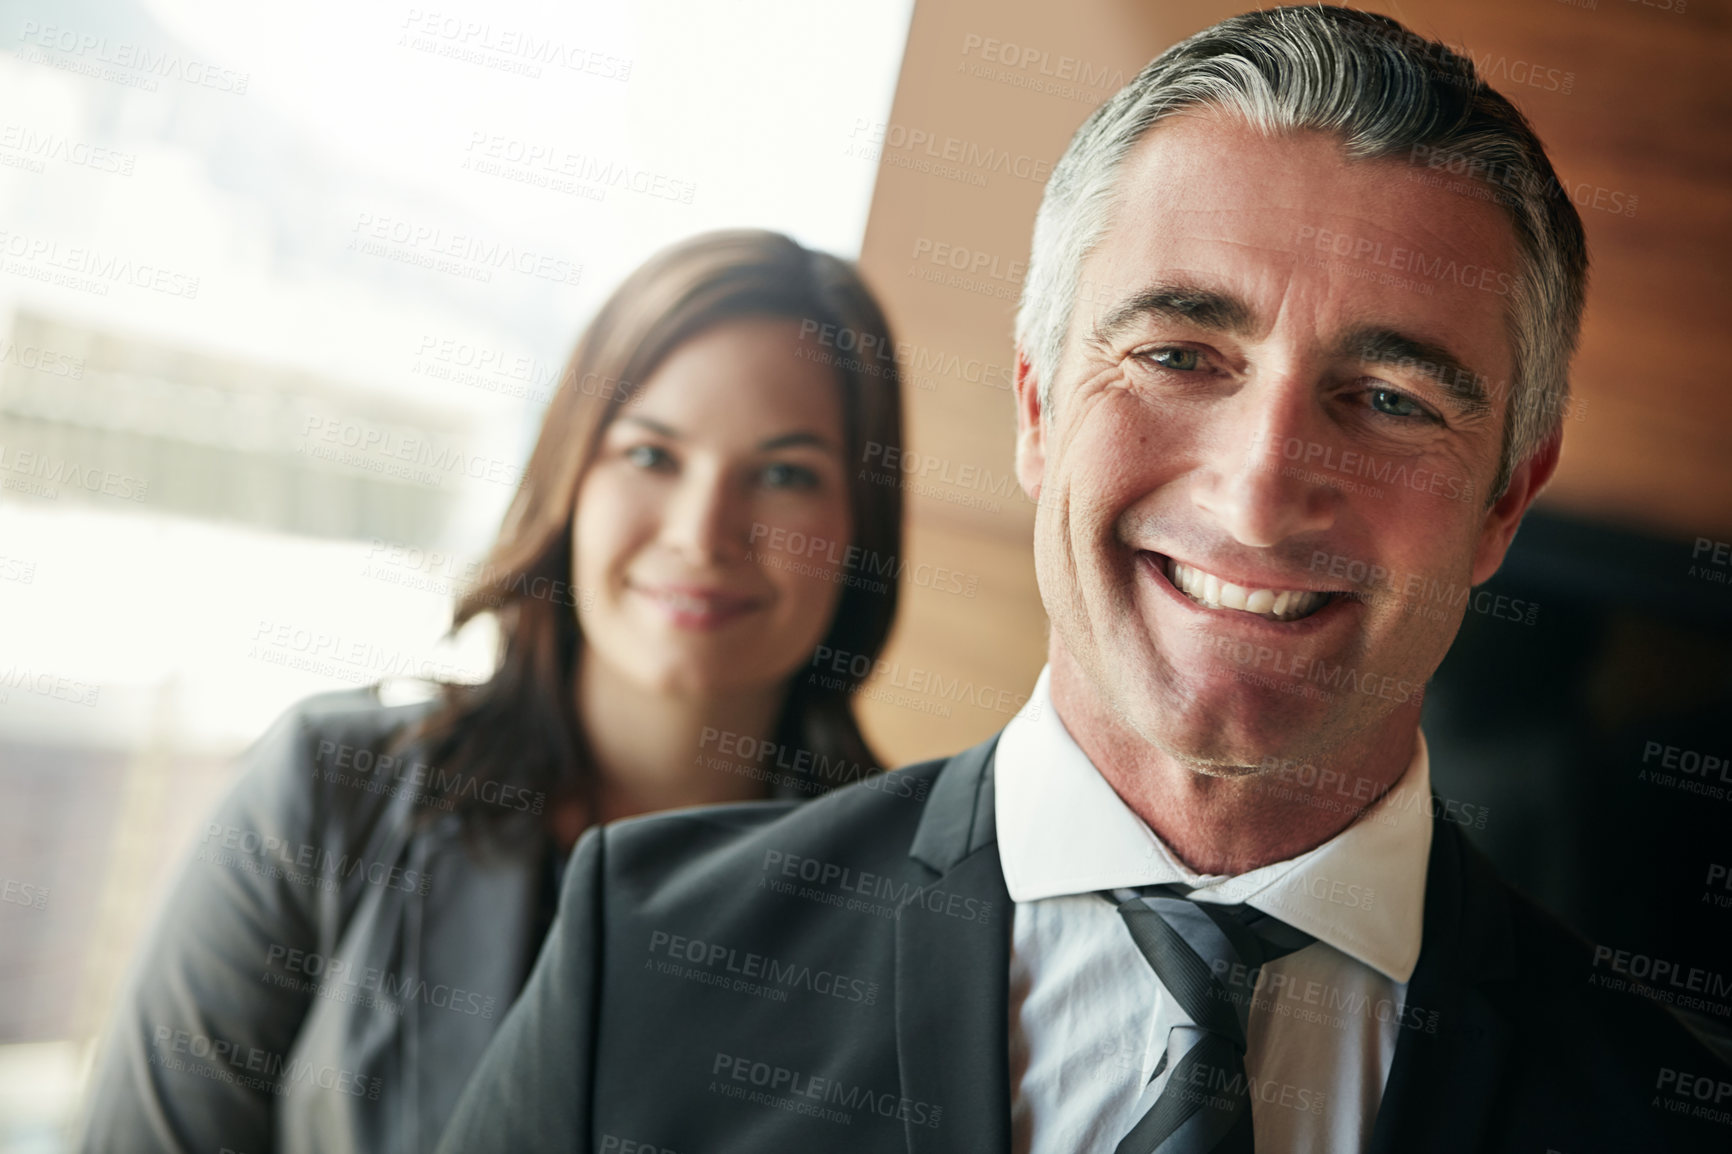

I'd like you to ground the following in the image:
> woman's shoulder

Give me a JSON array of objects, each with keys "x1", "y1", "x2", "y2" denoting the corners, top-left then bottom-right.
[
  {"x1": 251, "y1": 681, "x2": 439, "y2": 761},
  {"x1": 226, "y1": 681, "x2": 445, "y2": 834}
]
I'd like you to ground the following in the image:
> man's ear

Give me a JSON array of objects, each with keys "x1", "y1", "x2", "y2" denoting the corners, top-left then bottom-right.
[
  {"x1": 1014, "y1": 346, "x2": 1048, "y2": 504},
  {"x1": 1470, "y1": 428, "x2": 1562, "y2": 587}
]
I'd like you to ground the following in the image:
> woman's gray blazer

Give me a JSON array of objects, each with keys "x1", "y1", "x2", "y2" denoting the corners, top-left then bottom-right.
[{"x1": 73, "y1": 687, "x2": 557, "y2": 1153}]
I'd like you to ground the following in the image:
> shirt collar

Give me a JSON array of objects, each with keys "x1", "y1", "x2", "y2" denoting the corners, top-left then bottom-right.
[{"x1": 995, "y1": 665, "x2": 1431, "y2": 982}]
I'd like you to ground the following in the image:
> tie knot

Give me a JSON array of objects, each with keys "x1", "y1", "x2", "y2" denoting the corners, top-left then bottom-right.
[
  {"x1": 1097, "y1": 886, "x2": 1313, "y2": 1154},
  {"x1": 1106, "y1": 885, "x2": 1314, "y2": 969},
  {"x1": 1099, "y1": 884, "x2": 1316, "y2": 1050}
]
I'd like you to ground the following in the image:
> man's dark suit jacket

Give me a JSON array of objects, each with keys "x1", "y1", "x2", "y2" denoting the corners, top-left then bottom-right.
[{"x1": 437, "y1": 734, "x2": 1732, "y2": 1152}]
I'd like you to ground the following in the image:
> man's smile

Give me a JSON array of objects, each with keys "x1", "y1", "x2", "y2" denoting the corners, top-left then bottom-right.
[
  {"x1": 1164, "y1": 555, "x2": 1334, "y2": 621},
  {"x1": 1139, "y1": 551, "x2": 1364, "y2": 631}
]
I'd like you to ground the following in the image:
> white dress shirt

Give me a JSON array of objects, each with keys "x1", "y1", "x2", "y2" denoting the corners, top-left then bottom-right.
[{"x1": 999, "y1": 666, "x2": 1434, "y2": 1154}]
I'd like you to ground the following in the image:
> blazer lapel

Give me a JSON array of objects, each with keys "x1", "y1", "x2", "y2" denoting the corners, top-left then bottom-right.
[
  {"x1": 406, "y1": 818, "x2": 543, "y2": 1149},
  {"x1": 894, "y1": 734, "x2": 1014, "y2": 1154},
  {"x1": 1368, "y1": 816, "x2": 1520, "y2": 1154}
]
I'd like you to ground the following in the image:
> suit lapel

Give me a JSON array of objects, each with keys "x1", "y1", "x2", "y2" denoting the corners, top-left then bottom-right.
[
  {"x1": 1368, "y1": 815, "x2": 1520, "y2": 1154},
  {"x1": 894, "y1": 734, "x2": 1013, "y2": 1154}
]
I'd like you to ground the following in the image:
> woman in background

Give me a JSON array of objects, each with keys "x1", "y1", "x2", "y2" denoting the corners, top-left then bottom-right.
[{"x1": 75, "y1": 230, "x2": 906, "y2": 1153}]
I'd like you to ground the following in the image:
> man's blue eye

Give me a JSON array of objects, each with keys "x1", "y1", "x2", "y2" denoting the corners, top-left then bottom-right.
[
  {"x1": 1148, "y1": 347, "x2": 1201, "y2": 371},
  {"x1": 1369, "y1": 389, "x2": 1422, "y2": 418}
]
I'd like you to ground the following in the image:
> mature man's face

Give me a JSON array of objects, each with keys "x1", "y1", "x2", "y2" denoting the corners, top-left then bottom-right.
[{"x1": 1016, "y1": 107, "x2": 1554, "y2": 774}]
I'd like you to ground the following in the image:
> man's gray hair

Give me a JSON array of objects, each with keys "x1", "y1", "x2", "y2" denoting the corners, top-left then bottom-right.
[{"x1": 1014, "y1": 5, "x2": 1588, "y2": 499}]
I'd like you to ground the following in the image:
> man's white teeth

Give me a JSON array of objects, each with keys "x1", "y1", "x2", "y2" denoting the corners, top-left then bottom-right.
[{"x1": 1168, "y1": 560, "x2": 1328, "y2": 621}]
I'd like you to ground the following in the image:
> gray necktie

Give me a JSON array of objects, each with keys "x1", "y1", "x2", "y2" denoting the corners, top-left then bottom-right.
[{"x1": 1100, "y1": 884, "x2": 1316, "y2": 1154}]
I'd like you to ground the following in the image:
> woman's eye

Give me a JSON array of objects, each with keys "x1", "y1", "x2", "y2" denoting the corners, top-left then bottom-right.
[
  {"x1": 761, "y1": 462, "x2": 819, "y2": 490},
  {"x1": 1141, "y1": 346, "x2": 1202, "y2": 371},
  {"x1": 624, "y1": 444, "x2": 672, "y2": 470},
  {"x1": 1368, "y1": 388, "x2": 1426, "y2": 419}
]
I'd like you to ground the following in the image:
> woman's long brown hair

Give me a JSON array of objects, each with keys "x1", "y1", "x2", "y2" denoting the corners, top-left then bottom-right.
[{"x1": 404, "y1": 230, "x2": 904, "y2": 837}]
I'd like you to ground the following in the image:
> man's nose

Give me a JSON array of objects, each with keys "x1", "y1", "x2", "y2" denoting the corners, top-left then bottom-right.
[
  {"x1": 1191, "y1": 380, "x2": 1340, "y2": 548},
  {"x1": 662, "y1": 465, "x2": 744, "y2": 561}
]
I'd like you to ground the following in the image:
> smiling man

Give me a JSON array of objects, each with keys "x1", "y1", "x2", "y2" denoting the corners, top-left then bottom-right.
[
  {"x1": 1017, "y1": 100, "x2": 1539, "y2": 881},
  {"x1": 438, "y1": 9, "x2": 1730, "y2": 1153}
]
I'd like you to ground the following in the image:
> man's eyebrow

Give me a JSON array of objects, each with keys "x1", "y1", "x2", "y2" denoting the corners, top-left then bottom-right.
[
  {"x1": 1094, "y1": 283, "x2": 1258, "y2": 342},
  {"x1": 1341, "y1": 327, "x2": 1492, "y2": 414}
]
